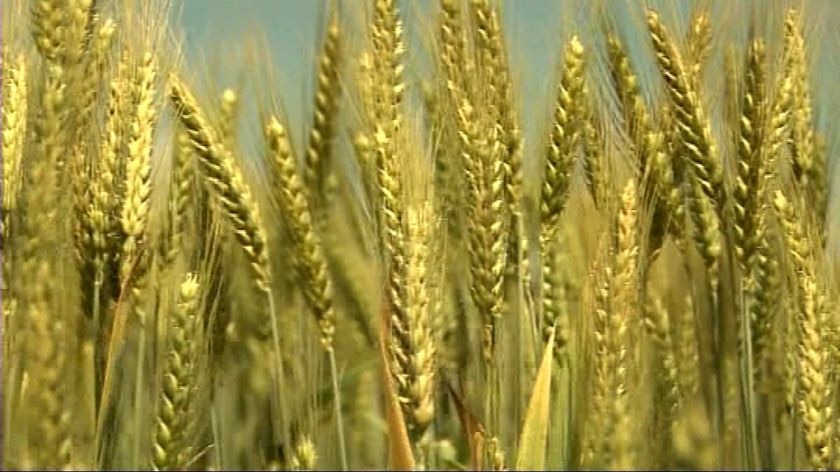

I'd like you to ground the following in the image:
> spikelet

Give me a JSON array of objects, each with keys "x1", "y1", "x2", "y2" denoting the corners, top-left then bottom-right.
[
  {"x1": 585, "y1": 262, "x2": 613, "y2": 468},
  {"x1": 369, "y1": 1, "x2": 410, "y2": 358},
  {"x1": 165, "y1": 126, "x2": 194, "y2": 263},
  {"x1": 580, "y1": 93, "x2": 606, "y2": 210},
  {"x1": 218, "y1": 88, "x2": 239, "y2": 149},
  {"x1": 773, "y1": 191, "x2": 811, "y2": 270},
  {"x1": 76, "y1": 17, "x2": 116, "y2": 142},
  {"x1": 671, "y1": 296, "x2": 697, "y2": 398},
  {"x1": 24, "y1": 293, "x2": 72, "y2": 469},
  {"x1": 439, "y1": 0, "x2": 468, "y2": 97},
  {"x1": 605, "y1": 33, "x2": 650, "y2": 171},
  {"x1": 749, "y1": 229, "x2": 781, "y2": 386},
  {"x1": 685, "y1": 6, "x2": 711, "y2": 88},
  {"x1": 541, "y1": 233, "x2": 570, "y2": 361},
  {"x1": 72, "y1": 19, "x2": 116, "y2": 296},
  {"x1": 289, "y1": 435, "x2": 318, "y2": 471},
  {"x1": 30, "y1": 0, "x2": 66, "y2": 63},
  {"x1": 64, "y1": 0, "x2": 95, "y2": 67}
]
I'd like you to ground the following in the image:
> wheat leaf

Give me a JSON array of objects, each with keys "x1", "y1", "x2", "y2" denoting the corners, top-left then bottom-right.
[{"x1": 516, "y1": 325, "x2": 555, "y2": 470}]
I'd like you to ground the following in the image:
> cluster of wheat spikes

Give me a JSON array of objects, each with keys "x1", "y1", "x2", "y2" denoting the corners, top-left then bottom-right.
[{"x1": 3, "y1": 0, "x2": 840, "y2": 470}]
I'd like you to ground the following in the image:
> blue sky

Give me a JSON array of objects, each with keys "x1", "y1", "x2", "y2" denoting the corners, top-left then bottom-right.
[{"x1": 174, "y1": 1, "x2": 840, "y2": 231}]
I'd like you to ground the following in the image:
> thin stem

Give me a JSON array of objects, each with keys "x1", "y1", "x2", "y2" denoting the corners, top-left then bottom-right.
[
  {"x1": 266, "y1": 288, "x2": 289, "y2": 449},
  {"x1": 132, "y1": 320, "x2": 147, "y2": 467},
  {"x1": 711, "y1": 278, "x2": 725, "y2": 468},
  {"x1": 328, "y1": 347, "x2": 348, "y2": 471},
  {"x1": 92, "y1": 269, "x2": 103, "y2": 414},
  {"x1": 737, "y1": 278, "x2": 758, "y2": 469},
  {"x1": 211, "y1": 394, "x2": 223, "y2": 469}
]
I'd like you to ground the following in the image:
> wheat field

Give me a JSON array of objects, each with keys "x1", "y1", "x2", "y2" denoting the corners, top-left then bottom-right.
[{"x1": 2, "y1": 0, "x2": 840, "y2": 470}]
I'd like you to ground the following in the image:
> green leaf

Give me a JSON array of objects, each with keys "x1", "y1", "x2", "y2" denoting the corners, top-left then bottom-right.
[{"x1": 516, "y1": 326, "x2": 555, "y2": 470}]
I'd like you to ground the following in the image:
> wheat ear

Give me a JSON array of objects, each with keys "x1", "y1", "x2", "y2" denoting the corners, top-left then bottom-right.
[
  {"x1": 685, "y1": 7, "x2": 711, "y2": 88},
  {"x1": 782, "y1": 9, "x2": 815, "y2": 189},
  {"x1": 289, "y1": 435, "x2": 318, "y2": 470},
  {"x1": 266, "y1": 117, "x2": 336, "y2": 349},
  {"x1": 120, "y1": 51, "x2": 159, "y2": 285},
  {"x1": 646, "y1": 9, "x2": 724, "y2": 211},
  {"x1": 304, "y1": 12, "x2": 342, "y2": 206},
  {"x1": 393, "y1": 202, "x2": 438, "y2": 440},
  {"x1": 170, "y1": 75, "x2": 287, "y2": 461},
  {"x1": 540, "y1": 35, "x2": 585, "y2": 241},
  {"x1": 471, "y1": 0, "x2": 522, "y2": 217},
  {"x1": 24, "y1": 263, "x2": 72, "y2": 469},
  {"x1": 1, "y1": 51, "x2": 28, "y2": 237},
  {"x1": 169, "y1": 75, "x2": 272, "y2": 293},
  {"x1": 609, "y1": 179, "x2": 640, "y2": 469},
  {"x1": 151, "y1": 274, "x2": 201, "y2": 471},
  {"x1": 733, "y1": 38, "x2": 768, "y2": 270},
  {"x1": 774, "y1": 191, "x2": 835, "y2": 469},
  {"x1": 644, "y1": 296, "x2": 681, "y2": 438},
  {"x1": 540, "y1": 232, "x2": 570, "y2": 361}
]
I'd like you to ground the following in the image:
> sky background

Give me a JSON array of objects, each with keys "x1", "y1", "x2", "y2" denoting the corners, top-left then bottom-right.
[
  {"x1": 171, "y1": 1, "x2": 705, "y2": 141},
  {"x1": 173, "y1": 0, "x2": 840, "y2": 232},
  {"x1": 173, "y1": 0, "x2": 840, "y2": 124},
  {"x1": 174, "y1": 0, "x2": 575, "y2": 126}
]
